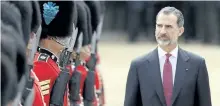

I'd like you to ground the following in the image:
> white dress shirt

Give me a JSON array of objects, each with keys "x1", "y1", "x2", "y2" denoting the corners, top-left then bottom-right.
[{"x1": 158, "y1": 46, "x2": 178, "y2": 84}]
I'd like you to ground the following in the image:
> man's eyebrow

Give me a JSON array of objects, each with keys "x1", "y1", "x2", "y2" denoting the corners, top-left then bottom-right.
[
  {"x1": 156, "y1": 23, "x2": 173, "y2": 26},
  {"x1": 165, "y1": 24, "x2": 173, "y2": 26}
]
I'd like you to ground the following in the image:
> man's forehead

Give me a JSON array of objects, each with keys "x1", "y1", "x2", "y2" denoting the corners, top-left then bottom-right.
[{"x1": 156, "y1": 13, "x2": 178, "y2": 25}]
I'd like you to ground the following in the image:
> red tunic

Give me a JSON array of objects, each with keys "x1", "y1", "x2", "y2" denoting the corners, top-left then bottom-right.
[
  {"x1": 30, "y1": 70, "x2": 45, "y2": 106},
  {"x1": 33, "y1": 48, "x2": 68, "y2": 106}
]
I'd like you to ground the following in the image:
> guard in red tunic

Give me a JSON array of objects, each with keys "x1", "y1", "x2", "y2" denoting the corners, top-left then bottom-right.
[
  {"x1": 75, "y1": 2, "x2": 97, "y2": 106},
  {"x1": 84, "y1": 1, "x2": 106, "y2": 105},
  {"x1": 33, "y1": 1, "x2": 77, "y2": 106},
  {"x1": 68, "y1": 2, "x2": 92, "y2": 105}
]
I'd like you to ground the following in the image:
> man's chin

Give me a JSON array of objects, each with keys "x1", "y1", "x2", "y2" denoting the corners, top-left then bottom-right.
[{"x1": 157, "y1": 40, "x2": 170, "y2": 46}]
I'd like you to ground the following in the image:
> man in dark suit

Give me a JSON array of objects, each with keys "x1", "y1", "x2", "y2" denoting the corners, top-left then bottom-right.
[{"x1": 124, "y1": 6, "x2": 212, "y2": 106}]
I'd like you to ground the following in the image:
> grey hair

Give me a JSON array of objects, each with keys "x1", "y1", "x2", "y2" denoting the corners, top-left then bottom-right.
[{"x1": 157, "y1": 6, "x2": 184, "y2": 27}]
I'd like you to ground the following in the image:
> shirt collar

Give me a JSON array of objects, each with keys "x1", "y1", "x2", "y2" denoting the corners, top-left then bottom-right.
[{"x1": 158, "y1": 45, "x2": 178, "y2": 58}]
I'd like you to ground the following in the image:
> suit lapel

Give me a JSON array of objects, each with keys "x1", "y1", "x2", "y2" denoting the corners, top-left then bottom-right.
[
  {"x1": 148, "y1": 48, "x2": 166, "y2": 105},
  {"x1": 172, "y1": 48, "x2": 190, "y2": 105}
]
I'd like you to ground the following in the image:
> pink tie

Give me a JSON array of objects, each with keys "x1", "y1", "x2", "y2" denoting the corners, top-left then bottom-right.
[{"x1": 163, "y1": 53, "x2": 173, "y2": 106}]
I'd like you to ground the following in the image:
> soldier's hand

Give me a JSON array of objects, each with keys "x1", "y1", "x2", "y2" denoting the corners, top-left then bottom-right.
[{"x1": 80, "y1": 45, "x2": 91, "y2": 61}]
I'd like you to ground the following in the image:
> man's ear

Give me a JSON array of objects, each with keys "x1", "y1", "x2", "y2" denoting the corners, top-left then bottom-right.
[{"x1": 179, "y1": 27, "x2": 184, "y2": 37}]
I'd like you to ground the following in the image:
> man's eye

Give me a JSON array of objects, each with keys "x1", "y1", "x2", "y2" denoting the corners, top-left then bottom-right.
[
  {"x1": 166, "y1": 25, "x2": 172, "y2": 28},
  {"x1": 157, "y1": 24, "x2": 162, "y2": 27}
]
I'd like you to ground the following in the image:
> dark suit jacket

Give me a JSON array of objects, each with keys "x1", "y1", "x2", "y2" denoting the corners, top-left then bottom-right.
[{"x1": 124, "y1": 47, "x2": 212, "y2": 106}]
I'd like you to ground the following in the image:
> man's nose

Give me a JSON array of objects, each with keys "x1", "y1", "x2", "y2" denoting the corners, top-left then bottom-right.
[{"x1": 160, "y1": 27, "x2": 166, "y2": 34}]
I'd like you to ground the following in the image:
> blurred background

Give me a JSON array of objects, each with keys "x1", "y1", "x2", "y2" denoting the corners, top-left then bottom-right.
[
  {"x1": 101, "y1": 1, "x2": 220, "y2": 44},
  {"x1": 97, "y1": 1, "x2": 220, "y2": 106}
]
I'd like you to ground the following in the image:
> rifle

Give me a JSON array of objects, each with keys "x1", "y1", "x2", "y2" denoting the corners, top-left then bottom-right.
[
  {"x1": 69, "y1": 32, "x2": 83, "y2": 106},
  {"x1": 49, "y1": 24, "x2": 78, "y2": 106},
  {"x1": 83, "y1": 32, "x2": 98, "y2": 106}
]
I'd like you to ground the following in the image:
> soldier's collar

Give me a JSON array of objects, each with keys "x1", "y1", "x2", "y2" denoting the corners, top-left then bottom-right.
[{"x1": 37, "y1": 47, "x2": 58, "y2": 63}]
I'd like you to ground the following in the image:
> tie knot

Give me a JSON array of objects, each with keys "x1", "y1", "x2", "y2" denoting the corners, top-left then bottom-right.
[{"x1": 165, "y1": 53, "x2": 172, "y2": 58}]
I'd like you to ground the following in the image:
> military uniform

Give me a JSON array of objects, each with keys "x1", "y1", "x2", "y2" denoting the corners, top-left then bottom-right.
[
  {"x1": 33, "y1": 48, "x2": 68, "y2": 106},
  {"x1": 33, "y1": 1, "x2": 77, "y2": 106},
  {"x1": 67, "y1": 2, "x2": 92, "y2": 105}
]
